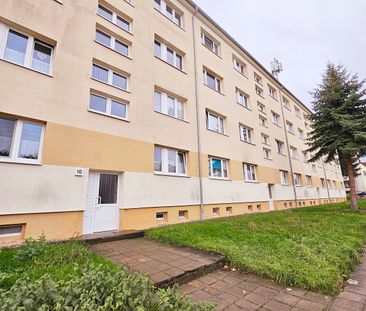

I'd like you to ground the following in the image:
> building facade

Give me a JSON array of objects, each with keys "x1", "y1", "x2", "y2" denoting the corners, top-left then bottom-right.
[
  {"x1": 344, "y1": 162, "x2": 366, "y2": 194},
  {"x1": 0, "y1": 0, "x2": 346, "y2": 244}
]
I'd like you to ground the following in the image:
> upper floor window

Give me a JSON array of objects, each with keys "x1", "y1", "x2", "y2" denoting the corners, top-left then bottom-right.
[
  {"x1": 268, "y1": 85, "x2": 277, "y2": 99},
  {"x1": 243, "y1": 163, "x2": 257, "y2": 181},
  {"x1": 154, "y1": 0, "x2": 182, "y2": 27},
  {"x1": 92, "y1": 63, "x2": 128, "y2": 90},
  {"x1": 209, "y1": 156, "x2": 228, "y2": 179},
  {"x1": 294, "y1": 106, "x2": 301, "y2": 118},
  {"x1": 283, "y1": 97, "x2": 291, "y2": 110},
  {"x1": 263, "y1": 148, "x2": 271, "y2": 160},
  {"x1": 233, "y1": 57, "x2": 247, "y2": 76},
  {"x1": 201, "y1": 32, "x2": 219, "y2": 55},
  {"x1": 254, "y1": 72, "x2": 262, "y2": 85},
  {"x1": 304, "y1": 121, "x2": 310, "y2": 130},
  {"x1": 257, "y1": 102, "x2": 266, "y2": 113},
  {"x1": 95, "y1": 29, "x2": 129, "y2": 57},
  {"x1": 280, "y1": 170, "x2": 288, "y2": 185},
  {"x1": 0, "y1": 117, "x2": 44, "y2": 164},
  {"x1": 275, "y1": 139, "x2": 285, "y2": 155},
  {"x1": 306, "y1": 175, "x2": 312, "y2": 187},
  {"x1": 154, "y1": 90, "x2": 184, "y2": 120},
  {"x1": 294, "y1": 173, "x2": 302, "y2": 186},
  {"x1": 302, "y1": 151, "x2": 308, "y2": 162},
  {"x1": 203, "y1": 69, "x2": 222, "y2": 93},
  {"x1": 154, "y1": 39, "x2": 183, "y2": 70},
  {"x1": 271, "y1": 111, "x2": 280, "y2": 126},
  {"x1": 240, "y1": 125, "x2": 253, "y2": 144},
  {"x1": 259, "y1": 115, "x2": 267, "y2": 127},
  {"x1": 290, "y1": 146, "x2": 298, "y2": 159},
  {"x1": 298, "y1": 128, "x2": 304, "y2": 139},
  {"x1": 206, "y1": 111, "x2": 224, "y2": 134},
  {"x1": 261, "y1": 133, "x2": 270, "y2": 145},
  {"x1": 255, "y1": 85, "x2": 264, "y2": 97},
  {"x1": 1, "y1": 25, "x2": 54, "y2": 75},
  {"x1": 154, "y1": 146, "x2": 186, "y2": 176},
  {"x1": 97, "y1": 4, "x2": 131, "y2": 33},
  {"x1": 236, "y1": 89, "x2": 249, "y2": 108},
  {"x1": 285, "y1": 120, "x2": 294, "y2": 134},
  {"x1": 321, "y1": 178, "x2": 325, "y2": 187},
  {"x1": 89, "y1": 93, "x2": 128, "y2": 120}
]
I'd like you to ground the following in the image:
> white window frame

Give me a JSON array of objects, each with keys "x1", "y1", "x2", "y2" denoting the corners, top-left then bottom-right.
[
  {"x1": 0, "y1": 118, "x2": 45, "y2": 165},
  {"x1": 243, "y1": 163, "x2": 257, "y2": 182},
  {"x1": 203, "y1": 69, "x2": 222, "y2": 93},
  {"x1": 254, "y1": 73, "x2": 262, "y2": 85},
  {"x1": 268, "y1": 85, "x2": 277, "y2": 99},
  {"x1": 236, "y1": 89, "x2": 249, "y2": 108},
  {"x1": 233, "y1": 57, "x2": 247, "y2": 76},
  {"x1": 89, "y1": 93, "x2": 128, "y2": 121},
  {"x1": 201, "y1": 32, "x2": 219, "y2": 55},
  {"x1": 280, "y1": 170, "x2": 288, "y2": 185},
  {"x1": 321, "y1": 178, "x2": 325, "y2": 188},
  {"x1": 154, "y1": 0, "x2": 183, "y2": 27},
  {"x1": 261, "y1": 133, "x2": 270, "y2": 145},
  {"x1": 306, "y1": 175, "x2": 312, "y2": 187},
  {"x1": 257, "y1": 102, "x2": 266, "y2": 113},
  {"x1": 263, "y1": 148, "x2": 271, "y2": 160},
  {"x1": 302, "y1": 151, "x2": 308, "y2": 162},
  {"x1": 91, "y1": 63, "x2": 128, "y2": 91},
  {"x1": 259, "y1": 116, "x2": 267, "y2": 127},
  {"x1": 95, "y1": 29, "x2": 130, "y2": 57},
  {"x1": 208, "y1": 156, "x2": 228, "y2": 180},
  {"x1": 286, "y1": 120, "x2": 294, "y2": 134},
  {"x1": 154, "y1": 90, "x2": 185, "y2": 120},
  {"x1": 0, "y1": 23, "x2": 54, "y2": 75},
  {"x1": 206, "y1": 111, "x2": 225, "y2": 134},
  {"x1": 154, "y1": 146, "x2": 187, "y2": 176},
  {"x1": 271, "y1": 111, "x2": 280, "y2": 126},
  {"x1": 240, "y1": 125, "x2": 253, "y2": 144},
  {"x1": 276, "y1": 140, "x2": 284, "y2": 154},
  {"x1": 97, "y1": 4, "x2": 132, "y2": 33},
  {"x1": 290, "y1": 146, "x2": 298, "y2": 159},
  {"x1": 294, "y1": 173, "x2": 302, "y2": 186},
  {"x1": 255, "y1": 85, "x2": 264, "y2": 97},
  {"x1": 294, "y1": 106, "x2": 301, "y2": 118},
  {"x1": 298, "y1": 128, "x2": 304, "y2": 139},
  {"x1": 154, "y1": 39, "x2": 183, "y2": 70},
  {"x1": 283, "y1": 97, "x2": 291, "y2": 110}
]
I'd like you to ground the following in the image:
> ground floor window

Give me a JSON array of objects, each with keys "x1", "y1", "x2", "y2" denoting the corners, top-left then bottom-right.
[
  {"x1": 209, "y1": 156, "x2": 228, "y2": 179},
  {"x1": 154, "y1": 146, "x2": 187, "y2": 176}
]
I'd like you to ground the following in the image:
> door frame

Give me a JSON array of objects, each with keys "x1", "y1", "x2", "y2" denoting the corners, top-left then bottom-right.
[{"x1": 268, "y1": 183, "x2": 275, "y2": 211}]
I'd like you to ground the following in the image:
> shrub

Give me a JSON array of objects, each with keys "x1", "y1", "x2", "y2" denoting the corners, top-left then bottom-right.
[
  {"x1": 15, "y1": 234, "x2": 47, "y2": 261},
  {"x1": 0, "y1": 264, "x2": 214, "y2": 311}
]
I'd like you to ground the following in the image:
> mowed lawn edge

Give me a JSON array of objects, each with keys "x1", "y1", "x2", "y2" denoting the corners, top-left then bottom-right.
[{"x1": 146, "y1": 201, "x2": 366, "y2": 295}]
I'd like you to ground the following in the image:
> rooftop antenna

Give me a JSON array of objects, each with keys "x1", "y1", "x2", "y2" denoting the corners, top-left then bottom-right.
[{"x1": 271, "y1": 58, "x2": 283, "y2": 79}]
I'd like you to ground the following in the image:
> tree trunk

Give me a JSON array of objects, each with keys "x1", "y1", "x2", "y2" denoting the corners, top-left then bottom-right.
[{"x1": 347, "y1": 159, "x2": 358, "y2": 210}]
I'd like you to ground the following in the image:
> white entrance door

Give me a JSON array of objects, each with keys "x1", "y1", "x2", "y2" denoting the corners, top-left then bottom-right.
[
  {"x1": 268, "y1": 184, "x2": 275, "y2": 211},
  {"x1": 83, "y1": 172, "x2": 119, "y2": 234}
]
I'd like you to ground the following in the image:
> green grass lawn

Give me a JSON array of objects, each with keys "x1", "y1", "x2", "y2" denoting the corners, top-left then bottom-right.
[{"x1": 147, "y1": 200, "x2": 366, "y2": 295}]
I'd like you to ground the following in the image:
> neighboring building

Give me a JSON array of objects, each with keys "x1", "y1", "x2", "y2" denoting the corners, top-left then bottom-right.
[
  {"x1": 0, "y1": 0, "x2": 346, "y2": 243},
  {"x1": 344, "y1": 162, "x2": 366, "y2": 194}
]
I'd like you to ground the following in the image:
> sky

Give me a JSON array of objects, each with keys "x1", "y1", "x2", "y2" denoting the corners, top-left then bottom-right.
[{"x1": 193, "y1": 0, "x2": 366, "y2": 110}]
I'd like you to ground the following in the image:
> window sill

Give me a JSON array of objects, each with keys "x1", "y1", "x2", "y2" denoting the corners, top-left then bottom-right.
[
  {"x1": 123, "y1": 0, "x2": 134, "y2": 7},
  {"x1": 238, "y1": 103, "x2": 252, "y2": 111},
  {"x1": 154, "y1": 172, "x2": 190, "y2": 178},
  {"x1": 244, "y1": 180, "x2": 259, "y2": 183},
  {"x1": 260, "y1": 124, "x2": 269, "y2": 128},
  {"x1": 234, "y1": 68, "x2": 248, "y2": 79},
  {"x1": 241, "y1": 140, "x2": 256, "y2": 146},
  {"x1": 209, "y1": 177, "x2": 231, "y2": 181},
  {"x1": 0, "y1": 58, "x2": 53, "y2": 77},
  {"x1": 277, "y1": 153, "x2": 287, "y2": 157},
  {"x1": 258, "y1": 110, "x2": 267, "y2": 115},
  {"x1": 281, "y1": 183, "x2": 290, "y2": 186},
  {"x1": 154, "y1": 56, "x2": 186, "y2": 74},
  {"x1": 272, "y1": 123, "x2": 282, "y2": 128},
  {"x1": 154, "y1": 111, "x2": 188, "y2": 123},
  {"x1": 97, "y1": 14, "x2": 133, "y2": 36},
  {"x1": 88, "y1": 109, "x2": 130, "y2": 122},
  {"x1": 154, "y1": 8, "x2": 185, "y2": 31},
  {"x1": 94, "y1": 40, "x2": 132, "y2": 60},
  {"x1": 201, "y1": 43, "x2": 222, "y2": 59},
  {"x1": 207, "y1": 128, "x2": 229, "y2": 137},
  {"x1": 288, "y1": 131, "x2": 295, "y2": 135},
  {"x1": 91, "y1": 77, "x2": 131, "y2": 94},
  {"x1": 264, "y1": 158, "x2": 273, "y2": 161},
  {"x1": 269, "y1": 95, "x2": 278, "y2": 102},
  {"x1": 204, "y1": 83, "x2": 225, "y2": 96},
  {"x1": 0, "y1": 158, "x2": 42, "y2": 166}
]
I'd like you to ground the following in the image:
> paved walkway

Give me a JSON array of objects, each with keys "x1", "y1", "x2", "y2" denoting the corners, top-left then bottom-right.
[
  {"x1": 91, "y1": 238, "x2": 366, "y2": 310},
  {"x1": 90, "y1": 237, "x2": 224, "y2": 286}
]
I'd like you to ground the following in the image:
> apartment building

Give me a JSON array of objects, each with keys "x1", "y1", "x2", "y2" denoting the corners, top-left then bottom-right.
[
  {"x1": 344, "y1": 162, "x2": 366, "y2": 194},
  {"x1": 0, "y1": 0, "x2": 346, "y2": 243}
]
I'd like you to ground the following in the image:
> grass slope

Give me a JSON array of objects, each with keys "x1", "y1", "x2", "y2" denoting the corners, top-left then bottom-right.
[{"x1": 147, "y1": 201, "x2": 366, "y2": 295}]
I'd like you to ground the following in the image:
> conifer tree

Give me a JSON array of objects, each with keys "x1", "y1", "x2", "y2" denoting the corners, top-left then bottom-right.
[{"x1": 307, "y1": 63, "x2": 366, "y2": 210}]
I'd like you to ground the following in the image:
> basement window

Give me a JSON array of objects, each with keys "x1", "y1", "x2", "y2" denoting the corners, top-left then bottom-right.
[
  {"x1": 178, "y1": 210, "x2": 188, "y2": 219},
  {"x1": 156, "y1": 212, "x2": 167, "y2": 221},
  {"x1": 212, "y1": 207, "x2": 220, "y2": 215},
  {"x1": 226, "y1": 206, "x2": 232, "y2": 214},
  {"x1": 0, "y1": 225, "x2": 22, "y2": 237}
]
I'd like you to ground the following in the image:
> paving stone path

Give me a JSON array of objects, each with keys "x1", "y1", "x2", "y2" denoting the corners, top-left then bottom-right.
[{"x1": 92, "y1": 238, "x2": 366, "y2": 310}]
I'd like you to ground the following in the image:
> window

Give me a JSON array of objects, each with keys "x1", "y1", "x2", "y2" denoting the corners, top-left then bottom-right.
[
  {"x1": 97, "y1": 5, "x2": 131, "y2": 32},
  {"x1": 154, "y1": 90, "x2": 184, "y2": 120},
  {"x1": 154, "y1": 146, "x2": 187, "y2": 175},
  {"x1": 263, "y1": 148, "x2": 271, "y2": 160},
  {"x1": 0, "y1": 117, "x2": 44, "y2": 163},
  {"x1": 154, "y1": 0, "x2": 182, "y2": 27},
  {"x1": 243, "y1": 163, "x2": 257, "y2": 181},
  {"x1": 280, "y1": 170, "x2": 288, "y2": 185},
  {"x1": 206, "y1": 111, "x2": 224, "y2": 134},
  {"x1": 261, "y1": 133, "x2": 269, "y2": 145},
  {"x1": 201, "y1": 32, "x2": 219, "y2": 54},
  {"x1": 298, "y1": 128, "x2": 304, "y2": 139},
  {"x1": 286, "y1": 121, "x2": 294, "y2": 134},
  {"x1": 95, "y1": 29, "x2": 129, "y2": 57},
  {"x1": 0, "y1": 225, "x2": 22, "y2": 237},
  {"x1": 156, "y1": 212, "x2": 167, "y2": 221},
  {"x1": 271, "y1": 111, "x2": 280, "y2": 126},
  {"x1": 154, "y1": 39, "x2": 183, "y2": 70},
  {"x1": 259, "y1": 116, "x2": 267, "y2": 127},
  {"x1": 304, "y1": 122, "x2": 310, "y2": 130},
  {"x1": 89, "y1": 93, "x2": 127, "y2": 119},
  {"x1": 257, "y1": 102, "x2": 265, "y2": 113},
  {"x1": 233, "y1": 57, "x2": 246, "y2": 75},
  {"x1": 1, "y1": 26, "x2": 54, "y2": 75},
  {"x1": 312, "y1": 164, "x2": 317, "y2": 172},
  {"x1": 268, "y1": 85, "x2": 277, "y2": 99},
  {"x1": 302, "y1": 151, "x2": 308, "y2": 162},
  {"x1": 290, "y1": 146, "x2": 297, "y2": 159},
  {"x1": 254, "y1": 73, "x2": 262, "y2": 85},
  {"x1": 208, "y1": 156, "x2": 228, "y2": 179},
  {"x1": 203, "y1": 69, "x2": 222, "y2": 92},
  {"x1": 212, "y1": 207, "x2": 220, "y2": 215},
  {"x1": 294, "y1": 173, "x2": 302, "y2": 186},
  {"x1": 92, "y1": 64, "x2": 128, "y2": 90},
  {"x1": 236, "y1": 89, "x2": 249, "y2": 108},
  {"x1": 283, "y1": 97, "x2": 291, "y2": 110},
  {"x1": 240, "y1": 125, "x2": 253, "y2": 143},
  {"x1": 275, "y1": 140, "x2": 284, "y2": 154},
  {"x1": 226, "y1": 206, "x2": 233, "y2": 214},
  {"x1": 306, "y1": 175, "x2": 312, "y2": 187},
  {"x1": 178, "y1": 210, "x2": 188, "y2": 219},
  {"x1": 255, "y1": 85, "x2": 264, "y2": 97},
  {"x1": 294, "y1": 106, "x2": 301, "y2": 118}
]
